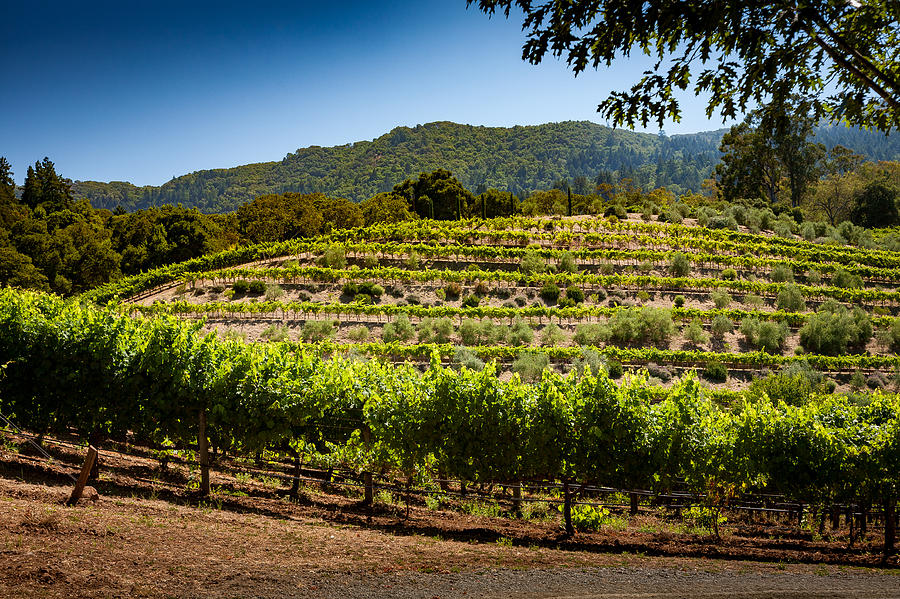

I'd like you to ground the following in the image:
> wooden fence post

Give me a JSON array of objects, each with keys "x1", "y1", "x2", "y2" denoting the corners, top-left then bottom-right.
[{"x1": 67, "y1": 446, "x2": 98, "y2": 506}]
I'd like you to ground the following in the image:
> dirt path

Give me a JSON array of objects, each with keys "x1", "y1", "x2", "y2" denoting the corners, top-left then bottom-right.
[{"x1": 2, "y1": 476, "x2": 899, "y2": 599}]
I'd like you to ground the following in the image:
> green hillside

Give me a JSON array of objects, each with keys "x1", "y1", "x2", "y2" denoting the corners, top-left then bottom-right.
[{"x1": 71, "y1": 121, "x2": 900, "y2": 214}]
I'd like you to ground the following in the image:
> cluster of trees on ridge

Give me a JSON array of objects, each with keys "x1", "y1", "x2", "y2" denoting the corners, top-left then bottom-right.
[
  {"x1": 2, "y1": 105, "x2": 899, "y2": 297},
  {"x1": 66, "y1": 121, "x2": 900, "y2": 213}
]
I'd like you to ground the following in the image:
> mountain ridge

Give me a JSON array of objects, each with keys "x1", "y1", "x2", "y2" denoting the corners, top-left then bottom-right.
[{"x1": 70, "y1": 120, "x2": 900, "y2": 213}]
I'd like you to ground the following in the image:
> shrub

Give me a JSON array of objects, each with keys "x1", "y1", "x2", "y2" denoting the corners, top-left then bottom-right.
[
  {"x1": 710, "y1": 315, "x2": 734, "y2": 339},
  {"x1": 382, "y1": 314, "x2": 415, "y2": 343},
  {"x1": 558, "y1": 251, "x2": 578, "y2": 273},
  {"x1": 452, "y1": 346, "x2": 485, "y2": 371},
  {"x1": 260, "y1": 324, "x2": 289, "y2": 343},
  {"x1": 342, "y1": 282, "x2": 359, "y2": 297},
  {"x1": 514, "y1": 296, "x2": 527, "y2": 307},
  {"x1": 743, "y1": 293, "x2": 764, "y2": 310},
  {"x1": 565, "y1": 285, "x2": 585, "y2": 304},
  {"x1": 703, "y1": 361, "x2": 728, "y2": 383},
  {"x1": 347, "y1": 325, "x2": 370, "y2": 342},
  {"x1": 557, "y1": 297, "x2": 576, "y2": 308},
  {"x1": 509, "y1": 318, "x2": 535, "y2": 346},
  {"x1": 511, "y1": 352, "x2": 550, "y2": 383},
  {"x1": 599, "y1": 262, "x2": 615, "y2": 276},
  {"x1": 646, "y1": 362, "x2": 673, "y2": 383},
  {"x1": 301, "y1": 319, "x2": 337, "y2": 342},
  {"x1": 720, "y1": 268, "x2": 738, "y2": 281},
  {"x1": 710, "y1": 289, "x2": 732, "y2": 309},
  {"x1": 604, "y1": 203, "x2": 627, "y2": 219},
  {"x1": 540, "y1": 324, "x2": 566, "y2": 347},
  {"x1": 709, "y1": 215, "x2": 739, "y2": 231},
  {"x1": 232, "y1": 280, "x2": 250, "y2": 294},
  {"x1": 461, "y1": 294, "x2": 480, "y2": 308},
  {"x1": 574, "y1": 323, "x2": 610, "y2": 346},
  {"x1": 673, "y1": 294, "x2": 685, "y2": 308},
  {"x1": 770, "y1": 264, "x2": 794, "y2": 283},
  {"x1": 444, "y1": 282, "x2": 462, "y2": 298},
  {"x1": 606, "y1": 360, "x2": 623, "y2": 379},
  {"x1": 318, "y1": 244, "x2": 347, "y2": 268},
  {"x1": 799, "y1": 300, "x2": 872, "y2": 355},
  {"x1": 806, "y1": 270, "x2": 822, "y2": 285},
  {"x1": 850, "y1": 370, "x2": 867, "y2": 391},
  {"x1": 540, "y1": 282, "x2": 561, "y2": 304},
  {"x1": 636, "y1": 290, "x2": 651, "y2": 303},
  {"x1": 403, "y1": 252, "x2": 421, "y2": 270},
  {"x1": 358, "y1": 281, "x2": 384, "y2": 297},
  {"x1": 571, "y1": 348, "x2": 606, "y2": 377},
  {"x1": 740, "y1": 318, "x2": 789, "y2": 353},
  {"x1": 669, "y1": 252, "x2": 691, "y2": 277},
  {"x1": 473, "y1": 281, "x2": 490, "y2": 296},
  {"x1": 773, "y1": 220, "x2": 794, "y2": 238},
  {"x1": 683, "y1": 318, "x2": 709, "y2": 347},
  {"x1": 607, "y1": 307, "x2": 675, "y2": 345},
  {"x1": 417, "y1": 317, "x2": 454, "y2": 344},
  {"x1": 520, "y1": 250, "x2": 546, "y2": 275},
  {"x1": 364, "y1": 254, "x2": 379, "y2": 268},
  {"x1": 775, "y1": 284, "x2": 806, "y2": 312},
  {"x1": 831, "y1": 268, "x2": 863, "y2": 289}
]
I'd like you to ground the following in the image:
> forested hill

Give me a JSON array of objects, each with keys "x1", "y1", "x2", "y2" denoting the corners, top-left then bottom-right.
[{"x1": 71, "y1": 121, "x2": 900, "y2": 213}]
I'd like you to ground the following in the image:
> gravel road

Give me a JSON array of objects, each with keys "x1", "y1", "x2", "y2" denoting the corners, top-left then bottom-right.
[{"x1": 303, "y1": 566, "x2": 900, "y2": 599}]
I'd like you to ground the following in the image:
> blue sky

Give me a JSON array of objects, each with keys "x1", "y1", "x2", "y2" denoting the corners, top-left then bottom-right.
[{"x1": 2, "y1": 1, "x2": 737, "y2": 186}]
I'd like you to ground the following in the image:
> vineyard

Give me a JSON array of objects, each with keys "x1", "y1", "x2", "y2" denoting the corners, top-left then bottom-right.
[{"x1": 4, "y1": 214, "x2": 900, "y2": 553}]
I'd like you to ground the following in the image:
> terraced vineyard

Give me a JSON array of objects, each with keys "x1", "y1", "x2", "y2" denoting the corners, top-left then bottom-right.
[{"x1": 103, "y1": 214, "x2": 900, "y2": 391}]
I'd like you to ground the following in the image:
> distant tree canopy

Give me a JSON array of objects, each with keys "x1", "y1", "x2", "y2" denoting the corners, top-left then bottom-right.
[
  {"x1": 68, "y1": 121, "x2": 900, "y2": 213},
  {"x1": 468, "y1": 1, "x2": 900, "y2": 131}
]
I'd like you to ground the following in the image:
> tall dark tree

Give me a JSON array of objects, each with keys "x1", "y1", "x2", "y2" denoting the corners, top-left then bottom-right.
[
  {"x1": 393, "y1": 170, "x2": 475, "y2": 221},
  {"x1": 21, "y1": 157, "x2": 74, "y2": 211},
  {"x1": 852, "y1": 182, "x2": 899, "y2": 228}
]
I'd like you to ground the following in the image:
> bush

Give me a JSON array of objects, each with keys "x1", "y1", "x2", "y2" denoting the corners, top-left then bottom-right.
[
  {"x1": 417, "y1": 317, "x2": 454, "y2": 344},
  {"x1": 260, "y1": 324, "x2": 289, "y2": 343},
  {"x1": 473, "y1": 281, "x2": 490, "y2": 296},
  {"x1": 540, "y1": 282, "x2": 561, "y2": 304},
  {"x1": 703, "y1": 361, "x2": 728, "y2": 383},
  {"x1": 749, "y1": 373, "x2": 812, "y2": 405},
  {"x1": 720, "y1": 268, "x2": 738, "y2": 281},
  {"x1": 799, "y1": 300, "x2": 872, "y2": 355},
  {"x1": 831, "y1": 268, "x2": 863, "y2": 289},
  {"x1": 776, "y1": 284, "x2": 806, "y2": 312},
  {"x1": 511, "y1": 352, "x2": 550, "y2": 383},
  {"x1": 806, "y1": 270, "x2": 822, "y2": 285},
  {"x1": 382, "y1": 314, "x2": 415, "y2": 343},
  {"x1": 444, "y1": 282, "x2": 462, "y2": 298},
  {"x1": 558, "y1": 251, "x2": 578, "y2": 273},
  {"x1": 740, "y1": 318, "x2": 788, "y2": 353},
  {"x1": 673, "y1": 294, "x2": 685, "y2": 308},
  {"x1": 709, "y1": 215, "x2": 739, "y2": 231},
  {"x1": 604, "y1": 203, "x2": 627, "y2": 219},
  {"x1": 571, "y1": 348, "x2": 606, "y2": 377},
  {"x1": 850, "y1": 370, "x2": 867, "y2": 391},
  {"x1": 453, "y1": 346, "x2": 485, "y2": 372},
  {"x1": 358, "y1": 281, "x2": 384, "y2": 297},
  {"x1": 540, "y1": 324, "x2": 566, "y2": 346},
  {"x1": 461, "y1": 294, "x2": 480, "y2": 308},
  {"x1": 646, "y1": 362, "x2": 673, "y2": 383},
  {"x1": 574, "y1": 323, "x2": 610, "y2": 346},
  {"x1": 710, "y1": 289, "x2": 732, "y2": 309},
  {"x1": 669, "y1": 252, "x2": 691, "y2": 277},
  {"x1": 557, "y1": 297, "x2": 576, "y2": 308},
  {"x1": 364, "y1": 254, "x2": 379, "y2": 268},
  {"x1": 770, "y1": 264, "x2": 794, "y2": 283},
  {"x1": 607, "y1": 307, "x2": 675, "y2": 345},
  {"x1": 520, "y1": 250, "x2": 546, "y2": 275},
  {"x1": 347, "y1": 325, "x2": 370, "y2": 342},
  {"x1": 636, "y1": 290, "x2": 651, "y2": 303},
  {"x1": 606, "y1": 359, "x2": 624, "y2": 379},
  {"x1": 565, "y1": 285, "x2": 585, "y2": 304},
  {"x1": 514, "y1": 296, "x2": 527, "y2": 307},
  {"x1": 342, "y1": 282, "x2": 359, "y2": 297},
  {"x1": 318, "y1": 245, "x2": 347, "y2": 269},
  {"x1": 683, "y1": 318, "x2": 709, "y2": 347},
  {"x1": 743, "y1": 293, "x2": 764, "y2": 310},
  {"x1": 710, "y1": 315, "x2": 734, "y2": 339},
  {"x1": 301, "y1": 319, "x2": 337, "y2": 342},
  {"x1": 232, "y1": 280, "x2": 250, "y2": 294},
  {"x1": 509, "y1": 318, "x2": 535, "y2": 346},
  {"x1": 264, "y1": 283, "x2": 284, "y2": 301}
]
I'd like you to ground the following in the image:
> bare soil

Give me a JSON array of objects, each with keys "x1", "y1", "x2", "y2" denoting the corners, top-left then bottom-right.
[{"x1": 2, "y1": 436, "x2": 899, "y2": 598}]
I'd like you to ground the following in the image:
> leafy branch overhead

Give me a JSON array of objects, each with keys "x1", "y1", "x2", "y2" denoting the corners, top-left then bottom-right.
[{"x1": 467, "y1": 1, "x2": 900, "y2": 131}]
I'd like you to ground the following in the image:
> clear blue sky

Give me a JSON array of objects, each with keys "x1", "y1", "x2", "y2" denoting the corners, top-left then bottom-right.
[{"x1": 2, "y1": 1, "x2": 737, "y2": 186}]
